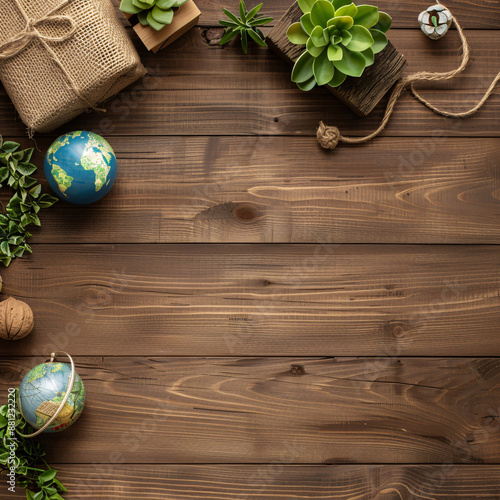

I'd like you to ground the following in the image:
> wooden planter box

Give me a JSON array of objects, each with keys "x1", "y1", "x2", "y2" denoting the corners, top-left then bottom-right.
[
  {"x1": 266, "y1": 2, "x2": 407, "y2": 116},
  {"x1": 124, "y1": 0, "x2": 201, "y2": 53}
]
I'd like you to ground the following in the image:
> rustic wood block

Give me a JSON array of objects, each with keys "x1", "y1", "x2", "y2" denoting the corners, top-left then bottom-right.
[
  {"x1": 124, "y1": 0, "x2": 201, "y2": 53},
  {"x1": 266, "y1": 2, "x2": 407, "y2": 116}
]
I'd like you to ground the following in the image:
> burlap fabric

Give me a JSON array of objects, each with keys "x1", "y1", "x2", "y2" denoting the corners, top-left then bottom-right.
[{"x1": 0, "y1": 0, "x2": 146, "y2": 134}]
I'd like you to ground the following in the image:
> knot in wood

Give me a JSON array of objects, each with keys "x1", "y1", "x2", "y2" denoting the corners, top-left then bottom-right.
[
  {"x1": 290, "y1": 364, "x2": 306, "y2": 375},
  {"x1": 233, "y1": 203, "x2": 260, "y2": 224}
]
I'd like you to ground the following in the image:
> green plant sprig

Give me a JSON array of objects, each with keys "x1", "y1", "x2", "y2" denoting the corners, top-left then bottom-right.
[
  {"x1": 287, "y1": 0, "x2": 392, "y2": 90},
  {"x1": 0, "y1": 137, "x2": 58, "y2": 267},
  {"x1": 120, "y1": 0, "x2": 188, "y2": 31},
  {"x1": 1, "y1": 390, "x2": 68, "y2": 500},
  {"x1": 219, "y1": 1, "x2": 273, "y2": 54}
]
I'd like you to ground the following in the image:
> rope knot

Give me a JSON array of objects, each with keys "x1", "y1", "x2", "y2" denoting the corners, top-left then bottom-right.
[
  {"x1": 0, "y1": 2, "x2": 77, "y2": 60},
  {"x1": 317, "y1": 121, "x2": 341, "y2": 150}
]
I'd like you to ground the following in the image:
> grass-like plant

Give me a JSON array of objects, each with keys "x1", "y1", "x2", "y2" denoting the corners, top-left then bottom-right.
[
  {"x1": 287, "y1": 0, "x2": 391, "y2": 90},
  {"x1": 219, "y1": 1, "x2": 273, "y2": 54},
  {"x1": 120, "y1": 0, "x2": 188, "y2": 31}
]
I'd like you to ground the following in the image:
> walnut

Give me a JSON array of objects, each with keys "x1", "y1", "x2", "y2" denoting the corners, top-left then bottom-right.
[{"x1": 0, "y1": 297, "x2": 34, "y2": 341}]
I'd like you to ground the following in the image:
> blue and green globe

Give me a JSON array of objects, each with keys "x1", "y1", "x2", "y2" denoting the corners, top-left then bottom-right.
[
  {"x1": 44, "y1": 131, "x2": 117, "y2": 204},
  {"x1": 18, "y1": 362, "x2": 85, "y2": 433}
]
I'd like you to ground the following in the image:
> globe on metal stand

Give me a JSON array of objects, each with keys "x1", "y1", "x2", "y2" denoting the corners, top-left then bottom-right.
[{"x1": 17, "y1": 352, "x2": 85, "y2": 437}]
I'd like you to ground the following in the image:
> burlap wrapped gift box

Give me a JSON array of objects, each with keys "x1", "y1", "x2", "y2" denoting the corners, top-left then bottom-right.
[{"x1": 0, "y1": 0, "x2": 146, "y2": 134}]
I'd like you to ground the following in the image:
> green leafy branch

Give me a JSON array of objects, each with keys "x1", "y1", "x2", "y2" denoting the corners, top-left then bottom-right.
[
  {"x1": 219, "y1": 1, "x2": 273, "y2": 54},
  {"x1": 0, "y1": 137, "x2": 58, "y2": 267},
  {"x1": 1, "y1": 390, "x2": 68, "y2": 500}
]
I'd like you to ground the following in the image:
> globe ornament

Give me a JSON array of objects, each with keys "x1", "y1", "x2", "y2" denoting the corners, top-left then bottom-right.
[
  {"x1": 44, "y1": 131, "x2": 117, "y2": 205},
  {"x1": 18, "y1": 352, "x2": 85, "y2": 436}
]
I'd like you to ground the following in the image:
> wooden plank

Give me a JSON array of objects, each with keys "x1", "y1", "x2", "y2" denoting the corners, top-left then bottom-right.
[
  {"x1": 7, "y1": 136, "x2": 500, "y2": 245},
  {"x1": 1, "y1": 357, "x2": 499, "y2": 464},
  {"x1": 2, "y1": 245, "x2": 499, "y2": 357},
  {"x1": 266, "y1": 2, "x2": 407, "y2": 116},
  {"x1": 2, "y1": 464, "x2": 500, "y2": 499},
  {"x1": 111, "y1": 0, "x2": 500, "y2": 29},
  {"x1": 0, "y1": 29, "x2": 498, "y2": 136}
]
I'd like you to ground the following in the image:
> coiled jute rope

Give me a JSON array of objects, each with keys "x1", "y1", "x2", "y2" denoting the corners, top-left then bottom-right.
[{"x1": 317, "y1": 0, "x2": 500, "y2": 150}]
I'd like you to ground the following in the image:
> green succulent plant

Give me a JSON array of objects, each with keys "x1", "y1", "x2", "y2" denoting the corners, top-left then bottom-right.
[
  {"x1": 287, "y1": 0, "x2": 392, "y2": 90},
  {"x1": 120, "y1": 0, "x2": 188, "y2": 31},
  {"x1": 219, "y1": 1, "x2": 273, "y2": 54}
]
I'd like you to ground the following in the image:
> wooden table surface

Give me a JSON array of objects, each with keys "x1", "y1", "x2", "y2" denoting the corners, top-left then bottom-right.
[{"x1": 1, "y1": 0, "x2": 500, "y2": 498}]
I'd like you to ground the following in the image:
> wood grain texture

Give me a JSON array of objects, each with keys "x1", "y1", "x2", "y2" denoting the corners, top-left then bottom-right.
[
  {"x1": 266, "y1": 3, "x2": 407, "y2": 116},
  {"x1": 111, "y1": 0, "x2": 500, "y2": 29},
  {"x1": 3, "y1": 136, "x2": 499, "y2": 245},
  {"x1": 2, "y1": 464, "x2": 500, "y2": 499},
  {"x1": 1, "y1": 245, "x2": 499, "y2": 357},
  {"x1": 0, "y1": 30, "x2": 499, "y2": 137},
  {"x1": 1, "y1": 357, "x2": 500, "y2": 464}
]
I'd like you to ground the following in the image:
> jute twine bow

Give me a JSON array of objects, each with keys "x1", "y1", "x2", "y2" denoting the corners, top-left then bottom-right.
[
  {"x1": 317, "y1": 0, "x2": 500, "y2": 150},
  {"x1": 0, "y1": 0, "x2": 105, "y2": 116}
]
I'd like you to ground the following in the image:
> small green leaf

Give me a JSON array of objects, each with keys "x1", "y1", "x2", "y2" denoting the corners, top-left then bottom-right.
[
  {"x1": 151, "y1": 6, "x2": 174, "y2": 25},
  {"x1": 369, "y1": 28, "x2": 388, "y2": 53},
  {"x1": 340, "y1": 29, "x2": 351, "y2": 45},
  {"x1": 291, "y1": 50, "x2": 314, "y2": 83},
  {"x1": 306, "y1": 37, "x2": 325, "y2": 57},
  {"x1": 245, "y1": 3, "x2": 263, "y2": 21},
  {"x1": 1, "y1": 241, "x2": 11, "y2": 256},
  {"x1": 17, "y1": 162, "x2": 37, "y2": 176},
  {"x1": 335, "y1": 3, "x2": 357, "y2": 18},
  {"x1": 248, "y1": 29, "x2": 267, "y2": 47},
  {"x1": 345, "y1": 25, "x2": 373, "y2": 51},
  {"x1": 119, "y1": 0, "x2": 142, "y2": 14},
  {"x1": 372, "y1": 11, "x2": 392, "y2": 33},
  {"x1": 332, "y1": 0, "x2": 353, "y2": 9},
  {"x1": 222, "y1": 8, "x2": 246, "y2": 26},
  {"x1": 39, "y1": 470, "x2": 57, "y2": 484},
  {"x1": 239, "y1": 0, "x2": 247, "y2": 23},
  {"x1": 300, "y1": 13, "x2": 315, "y2": 35},
  {"x1": 296, "y1": 75, "x2": 317, "y2": 91},
  {"x1": 156, "y1": 0, "x2": 177, "y2": 8},
  {"x1": 313, "y1": 50, "x2": 335, "y2": 85},
  {"x1": 361, "y1": 46, "x2": 374, "y2": 65},
  {"x1": 311, "y1": 25, "x2": 328, "y2": 47},
  {"x1": 240, "y1": 28, "x2": 248, "y2": 54},
  {"x1": 138, "y1": 10, "x2": 149, "y2": 25},
  {"x1": 248, "y1": 16, "x2": 273, "y2": 26},
  {"x1": 132, "y1": 0, "x2": 154, "y2": 8},
  {"x1": 287, "y1": 22, "x2": 308, "y2": 44},
  {"x1": 147, "y1": 10, "x2": 167, "y2": 30},
  {"x1": 327, "y1": 16, "x2": 353, "y2": 31},
  {"x1": 219, "y1": 19, "x2": 240, "y2": 28},
  {"x1": 333, "y1": 46, "x2": 367, "y2": 77},
  {"x1": 0, "y1": 166, "x2": 8, "y2": 182},
  {"x1": 327, "y1": 43, "x2": 343, "y2": 61},
  {"x1": 1, "y1": 141, "x2": 20, "y2": 153},
  {"x1": 298, "y1": 0, "x2": 316, "y2": 14},
  {"x1": 219, "y1": 28, "x2": 238, "y2": 45},
  {"x1": 311, "y1": 0, "x2": 336, "y2": 27},
  {"x1": 354, "y1": 4, "x2": 379, "y2": 28}
]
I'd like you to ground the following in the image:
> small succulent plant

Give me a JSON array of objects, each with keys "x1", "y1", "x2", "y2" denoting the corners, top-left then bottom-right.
[
  {"x1": 418, "y1": 5, "x2": 452, "y2": 40},
  {"x1": 219, "y1": 1, "x2": 273, "y2": 54},
  {"x1": 287, "y1": 0, "x2": 391, "y2": 90},
  {"x1": 120, "y1": 0, "x2": 189, "y2": 31}
]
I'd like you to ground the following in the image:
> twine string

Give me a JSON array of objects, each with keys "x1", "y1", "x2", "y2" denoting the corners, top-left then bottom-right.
[
  {"x1": 0, "y1": 0, "x2": 105, "y2": 116},
  {"x1": 317, "y1": 1, "x2": 499, "y2": 150}
]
